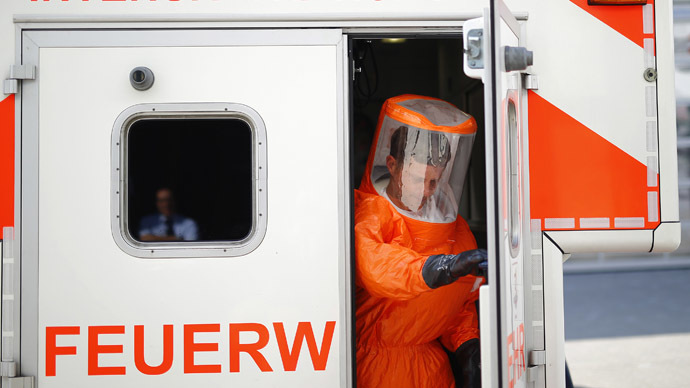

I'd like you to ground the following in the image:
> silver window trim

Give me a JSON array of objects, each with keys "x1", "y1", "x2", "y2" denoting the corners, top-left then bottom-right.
[{"x1": 110, "y1": 103, "x2": 268, "y2": 258}]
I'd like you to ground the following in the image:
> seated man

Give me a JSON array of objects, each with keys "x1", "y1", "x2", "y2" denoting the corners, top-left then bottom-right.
[
  {"x1": 355, "y1": 95, "x2": 486, "y2": 388},
  {"x1": 139, "y1": 188, "x2": 199, "y2": 241}
]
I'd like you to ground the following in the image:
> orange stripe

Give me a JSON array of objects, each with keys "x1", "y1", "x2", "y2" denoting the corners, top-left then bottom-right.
[
  {"x1": 385, "y1": 94, "x2": 477, "y2": 135},
  {"x1": 528, "y1": 91, "x2": 659, "y2": 230},
  {"x1": 0, "y1": 95, "x2": 14, "y2": 239},
  {"x1": 570, "y1": 0, "x2": 652, "y2": 49}
]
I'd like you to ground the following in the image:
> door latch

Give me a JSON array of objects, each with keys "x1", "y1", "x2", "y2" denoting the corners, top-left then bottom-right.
[{"x1": 465, "y1": 29, "x2": 484, "y2": 69}]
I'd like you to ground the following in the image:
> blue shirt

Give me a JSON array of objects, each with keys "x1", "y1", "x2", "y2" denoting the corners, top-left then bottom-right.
[{"x1": 139, "y1": 214, "x2": 199, "y2": 241}]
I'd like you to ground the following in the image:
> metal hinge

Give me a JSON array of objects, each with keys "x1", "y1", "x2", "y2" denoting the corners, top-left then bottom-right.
[
  {"x1": 525, "y1": 74, "x2": 539, "y2": 90},
  {"x1": 526, "y1": 350, "x2": 546, "y2": 385},
  {"x1": 0, "y1": 361, "x2": 33, "y2": 388},
  {"x1": 1, "y1": 376, "x2": 34, "y2": 388},
  {"x1": 0, "y1": 362, "x2": 16, "y2": 377},
  {"x1": 528, "y1": 350, "x2": 546, "y2": 366},
  {"x1": 526, "y1": 366, "x2": 541, "y2": 383},
  {"x1": 3, "y1": 65, "x2": 36, "y2": 95}
]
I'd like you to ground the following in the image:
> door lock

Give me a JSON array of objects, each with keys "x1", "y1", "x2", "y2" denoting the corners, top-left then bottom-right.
[{"x1": 465, "y1": 29, "x2": 484, "y2": 69}]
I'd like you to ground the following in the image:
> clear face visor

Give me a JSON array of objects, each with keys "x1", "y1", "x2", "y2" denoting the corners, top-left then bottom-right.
[{"x1": 371, "y1": 116, "x2": 475, "y2": 223}]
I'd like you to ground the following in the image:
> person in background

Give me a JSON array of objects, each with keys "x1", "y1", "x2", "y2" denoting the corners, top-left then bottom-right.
[{"x1": 139, "y1": 187, "x2": 199, "y2": 241}]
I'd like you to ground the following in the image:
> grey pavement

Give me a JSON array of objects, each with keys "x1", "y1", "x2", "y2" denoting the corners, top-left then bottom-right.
[
  {"x1": 564, "y1": 269, "x2": 690, "y2": 388},
  {"x1": 564, "y1": 269, "x2": 690, "y2": 340}
]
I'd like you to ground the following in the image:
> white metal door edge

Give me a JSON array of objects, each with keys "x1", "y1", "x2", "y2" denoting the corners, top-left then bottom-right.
[
  {"x1": 337, "y1": 34, "x2": 353, "y2": 388},
  {"x1": 481, "y1": 4, "x2": 502, "y2": 387},
  {"x1": 655, "y1": 1, "x2": 680, "y2": 223},
  {"x1": 544, "y1": 230, "x2": 653, "y2": 254},
  {"x1": 542, "y1": 235, "x2": 565, "y2": 388},
  {"x1": 545, "y1": 223, "x2": 681, "y2": 254},
  {"x1": 19, "y1": 27, "x2": 40, "y2": 380},
  {"x1": 479, "y1": 284, "x2": 492, "y2": 388},
  {"x1": 652, "y1": 222, "x2": 681, "y2": 253}
]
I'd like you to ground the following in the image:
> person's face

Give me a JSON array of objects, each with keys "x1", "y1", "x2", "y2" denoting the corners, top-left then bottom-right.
[
  {"x1": 156, "y1": 189, "x2": 175, "y2": 217},
  {"x1": 386, "y1": 155, "x2": 446, "y2": 211}
]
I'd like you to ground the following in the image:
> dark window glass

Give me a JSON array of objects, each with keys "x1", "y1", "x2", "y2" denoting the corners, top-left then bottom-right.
[{"x1": 126, "y1": 118, "x2": 253, "y2": 242}]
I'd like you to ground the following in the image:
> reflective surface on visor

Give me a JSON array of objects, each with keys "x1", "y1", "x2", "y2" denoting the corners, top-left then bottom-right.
[{"x1": 371, "y1": 116, "x2": 475, "y2": 223}]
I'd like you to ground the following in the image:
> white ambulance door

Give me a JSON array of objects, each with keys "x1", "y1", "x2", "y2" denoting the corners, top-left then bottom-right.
[
  {"x1": 469, "y1": 1, "x2": 542, "y2": 388},
  {"x1": 17, "y1": 28, "x2": 351, "y2": 388}
]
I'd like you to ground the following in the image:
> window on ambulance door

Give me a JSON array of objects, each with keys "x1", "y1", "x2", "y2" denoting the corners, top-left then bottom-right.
[{"x1": 112, "y1": 105, "x2": 267, "y2": 258}]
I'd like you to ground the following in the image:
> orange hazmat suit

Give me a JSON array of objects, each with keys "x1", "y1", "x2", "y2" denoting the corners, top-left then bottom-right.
[{"x1": 355, "y1": 95, "x2": 482, "y2": 388}]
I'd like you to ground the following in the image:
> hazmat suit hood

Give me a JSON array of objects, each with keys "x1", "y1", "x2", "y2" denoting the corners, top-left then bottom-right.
[{"x1": 360, "y1": 94, "x2": 477, "y2": 223}]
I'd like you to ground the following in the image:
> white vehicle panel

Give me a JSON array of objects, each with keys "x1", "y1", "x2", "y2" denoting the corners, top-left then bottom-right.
[
  {"x1": 525, "y1": 0, "x2": 650, "y2": 166},
  {"x1": 26, "y1": 32, "x2": 346, "y2": 387}
]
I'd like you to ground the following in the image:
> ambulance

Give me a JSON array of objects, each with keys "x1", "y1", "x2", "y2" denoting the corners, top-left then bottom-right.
[{"x1": 0, "y1": 0, "x2": 680, "y2": 387}]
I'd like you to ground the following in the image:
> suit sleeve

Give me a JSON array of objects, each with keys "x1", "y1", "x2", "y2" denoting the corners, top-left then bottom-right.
[
  {"x1": 440, "y1": 216, "x2": 482, "y2": 351},
  {"x1": 354, "y1": 193, "x2": 432, "y2": 300}
]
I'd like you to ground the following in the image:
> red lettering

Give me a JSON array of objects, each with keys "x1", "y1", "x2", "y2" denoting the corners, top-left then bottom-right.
[
  {"x1": 183, "y1": 324, "x2": 221, "y2": 373},
  {"x1": 46, "y1": 326, "x2": 80, "y2": 377},
  {"x1": 46, "y1": 320, "x2": 337, "y2": 376},
  {"x1": 273, "y1": 321, "x2": 336, "y2": 371},
  {"x1": 88, "y1": 326, "x2": 126, "y2": 375},
  {"x1": 507, "y1": 324, "x2": 527, "y2": 387},
  {"x1": 229, "y1": 323, "x2": 272, "y2": 372},
  {"x1": 516, "y1": 324, "x2": 525, "y2": 380},
  {"x1": 134, "y1": 325, "x2": 173, "y2": 375}
]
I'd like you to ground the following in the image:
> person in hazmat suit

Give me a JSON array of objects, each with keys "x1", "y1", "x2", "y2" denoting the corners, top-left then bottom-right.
[{"x1": 355, "y1": 95, "x2": 487, "y2": 388}]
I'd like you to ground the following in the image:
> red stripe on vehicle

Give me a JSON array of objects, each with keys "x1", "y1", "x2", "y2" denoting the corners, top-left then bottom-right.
[
  {"x1": 570, "y1": 0, "x2": 653, "y2": 49},
  {"x1": 528, "y1": 91, "x2": 659, "y2": 230},
  {"x1": 0, "y1": 95, "x2": 14, "y2": 239}
]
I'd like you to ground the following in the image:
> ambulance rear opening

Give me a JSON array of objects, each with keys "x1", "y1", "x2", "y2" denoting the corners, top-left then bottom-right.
[{"x1": 0, "y1": 0, "x2": 680, "y2": 388}]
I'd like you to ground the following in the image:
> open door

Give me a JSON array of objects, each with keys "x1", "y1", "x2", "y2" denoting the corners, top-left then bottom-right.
[
  {"x1": 16, "y1": 28, "x2": 352, "y2": 387},
  {"x1": 467, "y1": 1, "x2": 545, "y2": 388}
]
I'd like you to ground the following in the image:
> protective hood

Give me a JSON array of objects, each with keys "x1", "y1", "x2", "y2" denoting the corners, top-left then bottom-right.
[{"x1": 360, "y1": 95, "x2": 477, "y2": 223}]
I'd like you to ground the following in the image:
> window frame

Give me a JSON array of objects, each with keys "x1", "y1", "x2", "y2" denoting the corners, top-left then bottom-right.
[{"x1": 110, "y1": 103, "x2": 268, "y2": 258}]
